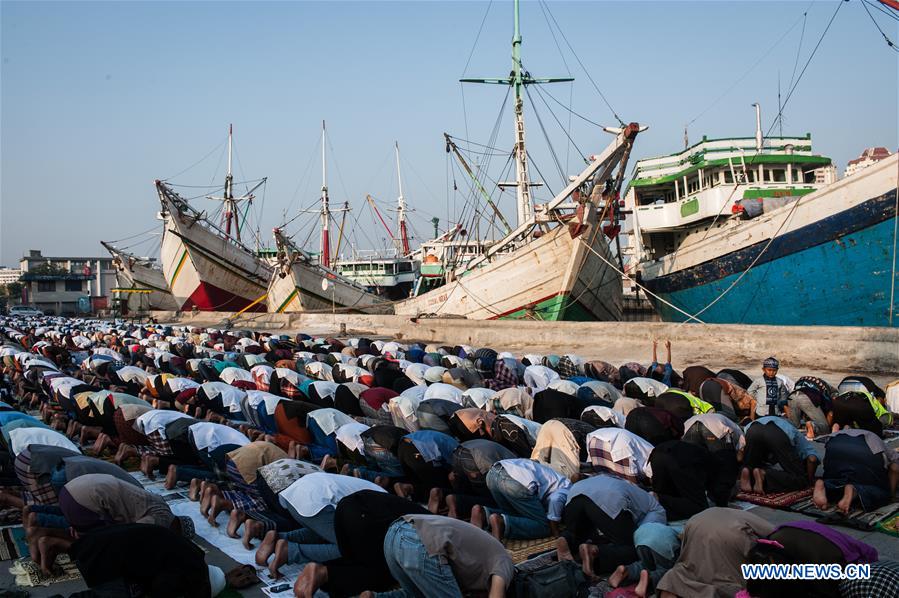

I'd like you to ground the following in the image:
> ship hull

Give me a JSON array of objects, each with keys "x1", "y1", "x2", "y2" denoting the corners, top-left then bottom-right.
[
  {"x1": 160, "y1": 211, "x2": 271, "y2": 313},
  {"x1": 394, "y1": 220, "x2": 623, "y2": 321},
  {"x1": 641, "y1": 155, "x2": 899, "y2": 326},
  {"x1": 115, "y1": 263, "x2": 179, "y2": 312},
  {"x1": 267, "y1": 261, "x2": 392, "y2": 314}
]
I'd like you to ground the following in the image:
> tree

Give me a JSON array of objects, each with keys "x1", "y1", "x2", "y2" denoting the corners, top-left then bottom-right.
[{"x1": 29, "y1": 263, "x2": 67, "y2": 275}]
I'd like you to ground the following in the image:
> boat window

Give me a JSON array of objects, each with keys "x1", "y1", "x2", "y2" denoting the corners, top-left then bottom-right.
[
  {"x1": 766, "y1": 168, "x2": 786, "y2": 183},
  {"x1": 724, "y1": 171, "x2": 734, "y2": 184},
  {"x1": 398, "y1": 262, "x2": 412, "y2": 272},
  {"x1": 803, "y1": 170, "x2": 816, "y2": 184},
  {"x1": 746, "y1": 170, "x2": 757, "y2": 183},
  {"x1": 687, "y1": 177, "x2": 699, "y2": 194}
]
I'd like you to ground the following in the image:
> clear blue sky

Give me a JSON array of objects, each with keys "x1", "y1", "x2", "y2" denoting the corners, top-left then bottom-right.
[{"x1": 2, "y1": 1, "x2": 896, "y2": 264}]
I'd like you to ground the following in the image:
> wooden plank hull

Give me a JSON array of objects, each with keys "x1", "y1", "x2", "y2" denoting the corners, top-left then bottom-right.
[
  {"x1": 394, "y1": 221, "x2": 622, "y2": 321},
  {"x1": 160, "y1": 210, "x2": 271, "y2": 312},
  {"x1": 267, "y1": 260, "x2": 392, "y2": 314}
]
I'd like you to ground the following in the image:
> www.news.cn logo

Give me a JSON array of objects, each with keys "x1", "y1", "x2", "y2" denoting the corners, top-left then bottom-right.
[{"x1": 742, "y1": 563, "x2": 871, "y2": 580}]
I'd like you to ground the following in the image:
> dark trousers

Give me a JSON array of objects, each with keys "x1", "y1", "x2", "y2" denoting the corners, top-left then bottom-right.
[
  {"x1": 649, "y1": 441, "x2": 712, "y2": 520},
  {"x1": 397, "y1": 441, "x2": 450, "y2": 502},
  {"x1": 743, "y1": 422, "x2": 808, "y2": 492},
  {"x1": 562, "y1": 495, "x2": 637, "y2": 573},
  {"x1": 832, "y1": 395, "x2": 883, "y2": 437}
]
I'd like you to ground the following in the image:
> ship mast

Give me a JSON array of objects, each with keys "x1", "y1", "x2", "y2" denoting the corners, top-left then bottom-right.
[
  {"x1": 320, "y1": 120, "x2": 331, "y2": 268},
  {"x1": 395, "y1": 142, "x2": 411, "y2": 256},
  {"x1": 222, "y1": 125, "x2": 237, "y2": 240},
  {"x1": 460, "y1": 0, "x2": 573, "y2": 230}
]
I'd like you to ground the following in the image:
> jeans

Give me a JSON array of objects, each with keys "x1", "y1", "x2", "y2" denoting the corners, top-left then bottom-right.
[
  {"x1": 280, "y1": 505, "x2": 339, "y2": 555},
  {"x1": 353, "y1": 440, "x2": 404, "y2": 481},
  {"x1": 378, "y1": 519, "x2": 462, "y2": 598},
  {"x1": 484, "y1": 464, "x2": 550, "y2": 540},
  {"x1": 787, "y1": 393, "x2": 828, "y2": 436},
  {"x1": 31, "y1": 504, "x2": 68, "y2": 528},
  {"x1": 281, "y1": 526, "x2": 341, "y2": 564}
]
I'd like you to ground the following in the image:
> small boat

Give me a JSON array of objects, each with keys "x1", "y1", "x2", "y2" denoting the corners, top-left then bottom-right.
[
  {"x1": 101, "y1": 242, "x2": 178, "y2": 312},
  {"x1": 267, "y1": 122, "x2": 391, "y2": 314},
  {"x1": 627, "y1": 111, "x2": 899, "y2": 326}
]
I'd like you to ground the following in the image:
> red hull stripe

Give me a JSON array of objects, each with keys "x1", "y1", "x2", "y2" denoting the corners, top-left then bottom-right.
[{"x1": 181, "y1": 282, "x2": 266, "y2": 313}]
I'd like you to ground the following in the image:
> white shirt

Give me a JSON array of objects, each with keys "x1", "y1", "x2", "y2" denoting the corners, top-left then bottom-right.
[
  {"x1": 626, "y1": 377, "x2": 668, "y2": 398},
  {"x1": 135, "y1": 409, "x2": 193, "y2": 437},
  {"x1": 188, "y1": 422, "x2": 250, "y2": 452},
  {"x1": 462, "y1": 388, "x2": 496, "y2": 409},
  {"x1": 586, "y1": 428, "x2": 655, "y2": 478},
  {"x1": 9, "y1": 427, "x2": 80, "y2": 457},
  {"x1": 166, "y1": 377, "x2": 200, "y2": 393},
  {"x1": 114, "y1": 366, "x2": 149, "y2": 385},
  {"x1": 219, "y1": 367, "x2": 254, "y2": 384},
  {"x1": 581, "y1": 405, "x2": 625, "y2": 428},
  {"x1": 683, "y1": 413, "x2": 746, "y2": 450},
  {"x1": 279, "y1": 472, "x2": 386, "y2": 518},
  {"x1": 200, "y1": 382, "x2": 246, "y2": 413},
  {"x1": 335, "y1": 422, "x2": 370, "y2": 453},
  {"x1": 245, "y1": 390, "x2": 284, "y2": 415},
  {"x1": 423, "y1": 383, "x2": 464, "y2": 404},
  {"x1": 523, "y1": 365, "x2": 560, "y2": 391},
  {"x1": 307, "y1": 408, "x2": 355, "y2": 436}
]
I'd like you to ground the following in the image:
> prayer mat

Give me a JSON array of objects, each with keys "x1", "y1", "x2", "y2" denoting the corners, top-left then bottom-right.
[
  {"x1": 0, "y1": 527, "x2": 27, "y2": 561},
  {"x1": 503, "y1": 536, "x2": 558, "y2": 564},
  {"x1": 734, "y1": 488, "x2": 813, "y2": 509},
  {"x1": 875, "y1": 513, "x2": 899, "y2": 537},
  {"x1": 790, "y1": 498, "x2": 899, "y2": 532},
  {"x1": 8, "y1": 554, "x2": 82, "y2": 587}
]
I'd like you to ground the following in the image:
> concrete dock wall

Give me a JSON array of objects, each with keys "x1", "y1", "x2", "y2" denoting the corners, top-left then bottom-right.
[{"x1": 151, "y1": 311, "x2": 899, "y2": 377}]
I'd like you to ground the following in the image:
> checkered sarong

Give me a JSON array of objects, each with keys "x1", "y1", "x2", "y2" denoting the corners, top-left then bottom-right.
[
  {"x1": 586, "y1": 445, "x2": 642, "y2": 485},
  {"x1": 136, "y1": 430, "x2": 173, "y2": 457},
  {"x1": 14, "y1": 449, "x2": 58, "y2": 506},
  {"x1": 221, "y1": 460, "x2": 264, "y2": 512},
  {"x1": 484, "y1": 361, "x2": 519, "y2": 391}
]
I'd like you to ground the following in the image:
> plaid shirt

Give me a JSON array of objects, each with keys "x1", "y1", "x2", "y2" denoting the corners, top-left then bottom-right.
[
  {"x1": 14, "y1": 449, "x2": 58, "y2": 506},
  {"x1": 135, "y1": 430, "x2": 174, "y2": 457},
  {"x1": 484, "y1": 361, "x2": 519, "y2": 391},
  {"x1": 556, "y1": 356, "x2": 578, "y2": 379},
  {"x1": 586, "y1": 444, "x2": 646, "y2": 485},
  {"x1": 839, "y1": 561, "x2": 899, "y2": 598}
]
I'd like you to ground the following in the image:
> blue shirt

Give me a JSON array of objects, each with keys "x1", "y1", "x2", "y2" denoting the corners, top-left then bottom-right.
[
  {"x1": 567, "y1": 474, "x2": 667, "y2": 526},
  {"x1": 649, "y1": 362, "x2": 673, "y2": 386},
  {"x1": 746, "y1": 416, "x2": 817, "y2": 460},
  {"x1": 496, "y1": 459, "x2": 571, "y2": 522},
  {"x1": 406, "y1": 431, "x2": 460, "y2": 466}
]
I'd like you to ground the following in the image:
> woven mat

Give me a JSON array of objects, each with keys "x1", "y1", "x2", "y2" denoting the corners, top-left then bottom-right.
[
  {"x1": 876, "y1": 513, "x2": 899, "y2": 537},
  {"x1": 734, "y1": 488, "x2": 813, "y2": 509},
  {"x1": 8, "y1": 554, "x2": 82, "y2": 587},
  {"x1": 0, "y1": 527, "x2": 27, "y2": 561},
  {"x1": 503, "y1": 536, "x2": 557, "y2": 564},
  {"x1": 790, "y1": 498, "x2": 899, "y2": 532}
]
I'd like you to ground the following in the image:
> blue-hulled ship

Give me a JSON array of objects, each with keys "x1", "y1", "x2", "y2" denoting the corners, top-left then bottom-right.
[{"x1": 625, "y1": 129, "x2": 898, "y2": 327}]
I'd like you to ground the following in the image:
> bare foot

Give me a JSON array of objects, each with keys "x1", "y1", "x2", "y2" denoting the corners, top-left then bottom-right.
[
  {"x1": 294, "y1": 561, "x2": 329, "y2": 598},
  {"x1": 208, "y1": 495, "x2": 233, "y2": 527},
  {"x1": 373, "y1": 475, "x2": 390, "y2": 489},
  {"x1": 164, "y1": 465, "x2": 178, "y2": 490},
  {"x1": 320, "y1": 455, "x2": 338, "y2": 472},
  {"x1": 393, "y1": 482, "x2": 414, "y2": 499},
  {"x1": 635, "y1": 569, "x2": 650, "y2": 597},
  {"x1": 470, "y1": 505, "x2": 486, "y2": 530},
  {"x1": 805, "y1": 422, "x2": 816, "y2": 440},
  {"x1": 752, "y1": 468, "x2": 766, "y2": 494},
  {"x1": 609, "y1": 564, "x2": 628, "y2": 588},
  {"x1": 140, "y1": 455, "x2": 159, "y2": 479},
  {"x1": 188, "y1": 478, "x2": 202, "y2": 501},
  {"x1": 812, "y1": 479, "x2": 829, "y2": 510},
  {"x1": 556, "y1": 536, "x2": 574, "y2": 562},
  {"x1": 579, "y1": 544, "x2": 600, "y2": 580},
  {"x1": 739, "y1": 467, "x2": 752, "y2": 493},
  {"x1": 255, "y1": 530, "x2": 278, "y2": 566},
  {"x1": 428, "y1": 488, "x2": 443, "y2": 514},
  {"x1": 837, "y1": 484, "x2": 856, "y2": 514},
  {"x1": 242, "y1": 519, "x2": 264, "y2": 550},
  {"x1": 446, "y1": 494, "x2": 458, "y2": 519},
  {"x1": 488, "y1": 513, "x2": 505, "y2": 542},
  {"x1": 268, "y1": 539, "x2": 288, "y2": 579},
  {"x1": 227, "y1": 509, "x2": 246, "y2": 538},
  {"x1": 340, "y1": 463, "x2": 352, "y2": 475}
]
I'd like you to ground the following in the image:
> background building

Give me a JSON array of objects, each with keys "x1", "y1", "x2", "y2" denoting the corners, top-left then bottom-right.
[
  {"x1": 845, "y1": 147, "x2": 892, "y2": 177},
  {"x1": 0, "y1": 268, "x2": 21, "y2": 285},
  {"x1": 17, "y1": 250, "x2": 116, "y2": 315}
]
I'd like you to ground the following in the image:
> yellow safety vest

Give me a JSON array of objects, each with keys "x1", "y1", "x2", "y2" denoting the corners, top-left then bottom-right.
[
  {"x1": 861, "y1": 390, "x2": 893, "y2": 426},
  {"x1": 666, "y1": 388, "x2": 714, "y2": 415}
]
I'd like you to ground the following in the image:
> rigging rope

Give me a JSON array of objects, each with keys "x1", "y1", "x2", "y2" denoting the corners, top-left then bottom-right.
[
  {"x1": 861, "y1": 0, "x2": 899, "y2": 51},
  {"x1": 537, "y1": 0, "x2": 624, "y2": 126}
]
